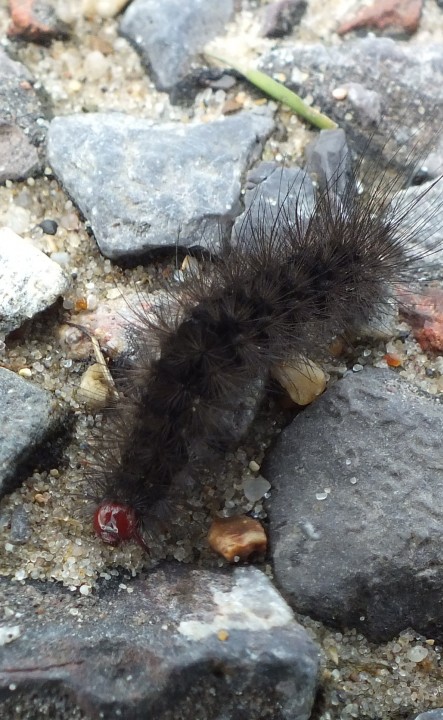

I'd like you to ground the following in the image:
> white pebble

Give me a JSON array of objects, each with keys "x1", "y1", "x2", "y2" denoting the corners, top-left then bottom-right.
[
  {"x1": 2, "y1": 206, "x2": 31, "y2": 235},
  {"x1": 82, "y1": 0, "x2": 129, "y2": 17},
  {"x1": 332, "y1": 86, "x2": 348, "y2": 100},
  {"x1": 0, "y1": 227, "x2": 69, "y2": 335},
  {"x1": 242, "y1": 476, "x2": 271, "y2": 503},
  {"x1": 83, "y1": 51, "x2": 110, "y2": 81},
  {"x1": 0, "y1": 626, "x2": 21, "y2": 646},
  {"x1": 407, "y1": 645, "x2": 429, "y2": 663}
]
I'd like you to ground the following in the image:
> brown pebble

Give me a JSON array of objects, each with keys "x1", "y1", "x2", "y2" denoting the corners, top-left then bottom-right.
[
  {"x1": 338, "y1": 0, "x2": 423, "y2": 36},
  {"x1": 208, "y1": 516, "x2": 267, "y2": 562},
  {"x1": 217, "y1": 629, "x2": 229, "y2": 641},
  {"x1": 329, "y1": 336, "x2": 346, "y2": 357},
  {"x1": 222, "y1": 98, "x2": 244, "y2": 115},
  {"x1": 398, "y1": 287, "x2": 443, "y2": 353},
  {"x1": 34, "y1": 493, "x2": 49, "y2": 504}
]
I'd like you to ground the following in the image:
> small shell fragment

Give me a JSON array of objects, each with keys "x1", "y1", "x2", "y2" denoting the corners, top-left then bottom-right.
[
  {"x1": 77, "y1": 363, "x2": 116, "y2": 409},
  {"x1": 208, "y1": 516, "x2": 267, "y2": 562},
  {"x1": 271, "y1": 358, "x2": 326, "y2": 405}
]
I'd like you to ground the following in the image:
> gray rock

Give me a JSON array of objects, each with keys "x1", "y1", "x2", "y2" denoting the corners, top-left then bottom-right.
[
  {"x1": 265, "y1": 368, "x2": 443, "y2": 642},
  {"x1": 304, "y1": 128, "x2": 351, "y2": 195},
  {"x1": 0, "y1": 227, "x2": 70, "y2": 336},
  {"x1": 346, "y1": 82, "x2": 382, "y2": 125},
  {"x1": 415, "y1": 711, "x2": 443, "y2": 720},
  {"x1": 232, "y1": 162, "x2": 315, "y2": 247},
  {"x1": 259, "y1": 38, "x2": 443, "y2": 152},
  {"x1": 0, "y1": 49, "x2": 51, "y2": 182},
  {"x1": 0, "y1": 566, "x2": 320, "y2": 720},
  {"x1": 9, "y1": 506, "x2": 31, "y2": 545},
  {"x1": 120, "y1": 0, "x2": 233, "y2": 103},
  {"x1": 394, "y1": 181, "x2": 443, "y2": 274},
  {"x1": 0, "y1": 368, "x2": 62, "y2": 497},
  {"x1": 260, "y1": 0, "x2": 307, "y2": 38},
  {"x1": 47, "y1": 111, "x2": 275, "y2": 260},
  {"x1": 0, "y1": 125, "x2": 39, "y2": 183}
]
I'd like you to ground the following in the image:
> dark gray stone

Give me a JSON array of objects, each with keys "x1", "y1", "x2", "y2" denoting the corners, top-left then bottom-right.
[
  {"x1": 231, "y1": 162, "x2": 315, "y2": 247},
  {"x1": 9, "y1": 506, "x2": 31, "y2": 545},
  {"x1": 0, "y1": 49, "x2": 51, "y2": 182},
  {"x1": 261, "y1": 0, "x2": 307, "y2": 38},
  {"x1": 0, "y1": 566, "x2": 320, "y2": 720},
  {"x1": 265, "y1": 368, "x2": 443, "y2": 642},
  {"x1": 394, "y1": 181, "x2": 443, "y2": 273},
  {"x1": 47, "y1": 111, "x2": 275, "y2": 260},
  {"x1": 259, "y1": 38, "x2": 443, "y2": 153},
  {"x1": 120, "y1": 0, "x2": 233, "y2": 103},
  {"x1": 346, "y1": 82, "x2": 382, "y2": 125},
  {"x1": 39, "y1": 218, "x2": 58, "y2": 235},
  {"x1": 304, "y1": 128, "x2": 351, "y2": 195},
  {"x1": 0, "y1": 368, "x2": 62, "y2": 497},
  {"x1": 306, "y1": 129, "x2": 443, "y2": 275}
]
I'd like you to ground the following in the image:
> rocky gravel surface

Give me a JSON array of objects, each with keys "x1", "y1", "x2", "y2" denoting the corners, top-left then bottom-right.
[{"x1": 0, "y1": 1, "x2": 443, "y2": 718}]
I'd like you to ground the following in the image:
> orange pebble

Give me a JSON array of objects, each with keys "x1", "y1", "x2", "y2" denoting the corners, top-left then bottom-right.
[
  {"x1": 208, "y1": 515, "x2": 267, "y2": 562},
  {"x1": 384, "y1": 353, "x2": 402, "y2": 368}
]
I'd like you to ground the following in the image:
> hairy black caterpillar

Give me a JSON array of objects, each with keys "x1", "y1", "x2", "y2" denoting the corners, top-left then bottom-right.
[{"x1": 87, "y1": 130, "x2": 442, "y2": 551}]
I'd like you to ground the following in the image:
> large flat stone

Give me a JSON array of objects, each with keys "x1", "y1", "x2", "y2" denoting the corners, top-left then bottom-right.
[
  {"x1": 265, "y1": 368, "x2": 443, "y2": 641},
  {"x1": 0, "y1": 565, "x2": 320, "y2": 719},
  {"x1": 47, "y1": 111, "x2": 275, "y2": 260}
]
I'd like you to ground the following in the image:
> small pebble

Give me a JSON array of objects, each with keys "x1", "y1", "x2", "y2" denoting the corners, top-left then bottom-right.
[
  {"x1": 39, "y1": 219, "x2": 58, "y2": 235},
  {"x1": 332, "y1": 86, "x2": 348, "y2": 100},
  {"x1": 0, "y1": 626, "x2": 21, "y2": 646},
  {"x1": 18, "y1": 368, "x2": 32, "y2": 378},
  {"x1": 242, "y1": 476, "x2": 271, "y2": 502},
  {"x1": 407, "y1": 645, "x2": 429, "y2": 663},
  {"x1": 208, "y1": 515, "x2": 267, "y2": 562}
]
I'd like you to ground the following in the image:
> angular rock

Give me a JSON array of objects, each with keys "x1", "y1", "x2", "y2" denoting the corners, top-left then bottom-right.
[
  {"x1": 0, "y1": 49, "x2": 50, "y2": 181},
  {"x1": 0, "y1": 566, "x2": 320, "y2": 720},
  {"x1": 265, "y1": 368, "x2": 443, "y2": 642},
  {"x1": 0, "y1": 368, "x2": 62, "y2": 497},
  {"x1": 261, "y1": 0, "x2": 308, "y2": 38},
  {"x1": 120, "y1": 0, "x2": 234, "y2": 103},
  {"x1": 47, "y1": 111, "x2": 275, "y2": 260},
  {"x1": 231, "y1": 162, "x2": 315, "y2": 247},
  {"x1": 0, "y1": 227, "x2": 69, "y2": 336},
  {"x1": 304, "y1": 127, "x2": 351, "y2": 195},
  {"x1": 394, "y1": 181, "x2": 443, "y2": 272}
]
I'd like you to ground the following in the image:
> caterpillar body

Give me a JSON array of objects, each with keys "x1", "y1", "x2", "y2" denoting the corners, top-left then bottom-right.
[{"x1": 87, "y1": 129, "x2": 442, "y2": 551}]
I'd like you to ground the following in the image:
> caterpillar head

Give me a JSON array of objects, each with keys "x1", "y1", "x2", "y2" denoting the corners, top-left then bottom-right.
[{"x1": 93, "y1": 501, "x2": 150, "y2": 553}]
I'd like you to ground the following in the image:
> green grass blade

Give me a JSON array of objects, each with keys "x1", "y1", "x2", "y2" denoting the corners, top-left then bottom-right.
[{"x1": 207, "y1": 54, "x2": 338, "y2": 130}]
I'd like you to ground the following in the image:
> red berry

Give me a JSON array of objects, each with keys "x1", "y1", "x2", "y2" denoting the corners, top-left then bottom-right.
[{"x1": 93, "y1": 501, "x2": 150, "y2": 553}]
